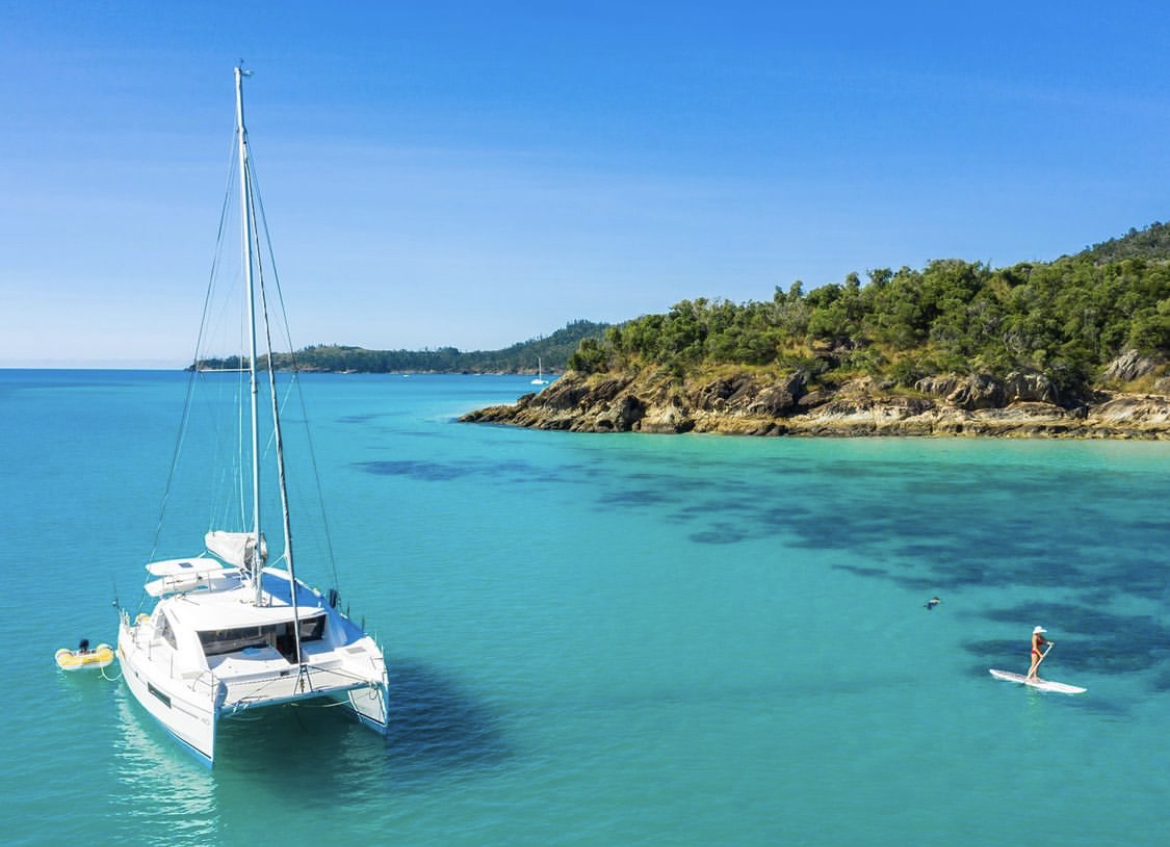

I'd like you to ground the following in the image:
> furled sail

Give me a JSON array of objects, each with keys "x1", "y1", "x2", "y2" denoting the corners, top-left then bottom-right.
[{"x1": 205, "y1": 531, "x2": 268, "y2": 569}]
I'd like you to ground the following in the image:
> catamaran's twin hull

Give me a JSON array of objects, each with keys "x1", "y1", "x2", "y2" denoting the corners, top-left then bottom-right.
[{"x1": 117, "y1": 613, "x2": 390, "y2": 766}]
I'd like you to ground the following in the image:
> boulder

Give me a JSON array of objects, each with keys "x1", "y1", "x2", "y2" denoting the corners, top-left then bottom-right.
[
  {"x1": 1003, "y1": 370, "x2": 1059, "y2": 405},
  {"x1": 692, "y1": 376, "x2": 752, "y2": 410},
  {"x1": 971, "y1": 402, "x2": 1070, "y2": 422},
  {"x1": 726, "y1": 377, "x2": 759, "y2": 405},
  {"x1": 589, "y1": 376, "x2": 634, "y2": 404},
  {"x1": 641, "y1": 400, "x2": 695, "y2": 434},
  {"x1": 1102, "y1": 350, "x2": 1162, "y2": 382},
  {"x1": 915, "y1": 374, "x2": 964, "y2": 397},
  {"x1": 536, "y1": 380, "x2": 593, "y2": 411},
  {"x1": 837, "y1": 375, "x2": 882, "y2": 398},
  {"x1": 594, "y1": 394, "x2": 646, "y2": 432},
  {"x1": 795, "y1": 389, "x2": 832, "y2": 411},
  {"x1": 745, "y1": 371, "x2": 806, "y2": 417},
  {"x1": 946, "y1": 374, "x2": 1005, "y2": 411},
  {"x1": 1089, "y1": 395, "x2": 1170, "y2": 424}
]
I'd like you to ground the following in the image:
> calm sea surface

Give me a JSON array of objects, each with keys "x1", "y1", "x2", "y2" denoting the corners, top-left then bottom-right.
[{"x1": 3, "y1": 369, "x2": 1169, "y2": 846}]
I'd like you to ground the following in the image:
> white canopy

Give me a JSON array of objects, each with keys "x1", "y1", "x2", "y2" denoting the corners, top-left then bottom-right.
[
  {"x1": 146, "y1": 557, "x2": 225, "y2": 577},
  {"x1": 205, "y1": 531, "x2": 268, "y2": 569}
]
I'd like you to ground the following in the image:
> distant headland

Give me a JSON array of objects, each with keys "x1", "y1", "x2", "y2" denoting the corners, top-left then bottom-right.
[
  {"x1": 462, "y1": 222, "x2": 1170, "y2": 439},
  {"x1": 190, "y1": 320, "x2": 608, "y2": 375}
]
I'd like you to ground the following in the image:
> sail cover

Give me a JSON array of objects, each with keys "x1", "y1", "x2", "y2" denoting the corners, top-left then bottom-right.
[{"x1": 205, "y1": 531, "x2": 268, "y2": 569}]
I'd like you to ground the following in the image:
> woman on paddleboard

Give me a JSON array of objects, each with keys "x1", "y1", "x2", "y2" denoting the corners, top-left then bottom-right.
[{"x1": 1025, "y1": 626, "x2": 1053, "y2": 681}]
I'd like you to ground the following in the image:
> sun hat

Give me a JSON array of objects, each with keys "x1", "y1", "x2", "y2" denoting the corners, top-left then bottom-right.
[{"x1": 1033, "y1": 626, "x2": 1046, "y2": 634}]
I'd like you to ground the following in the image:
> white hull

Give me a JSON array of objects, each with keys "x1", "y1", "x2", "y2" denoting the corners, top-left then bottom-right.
[
  {"x1": 117, "y1": 572, "x2": 390, "y2": 765},
  {"x1": 118, "y1": 618, "x2": 217, "y2": 763}
]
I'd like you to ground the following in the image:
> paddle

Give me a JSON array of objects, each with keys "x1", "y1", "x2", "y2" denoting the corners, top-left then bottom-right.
[{"x1": 1029, "y1": 643, "x2": 1054, "y2": 680}]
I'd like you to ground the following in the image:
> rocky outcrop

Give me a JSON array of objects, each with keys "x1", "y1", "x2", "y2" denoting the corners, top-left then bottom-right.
[
  {"x1": 640, "y1": 398, "x2": 696, "y2": 434},
  {"x1": 947, "y1": 374, "x2": 1005, "y2": 410},
  {"x1": 915, "y1": 371, "x2": 1058, "y2": 409},
  {"x1": 1003, "y1": 370, "x2": 1059, "y2": 404},
  {"x1": 1101, "y1": 350, "x2": 1162, "y2": 382},
  {"x1": 915, "y1": 374, "x2": 964, "y2": 398},
  {"x1": 460, "y1": 369, "x2": 1170, "y2": 439},
  {"x1": 594, "y1": 394, "x2": 645, "y2": 432}
]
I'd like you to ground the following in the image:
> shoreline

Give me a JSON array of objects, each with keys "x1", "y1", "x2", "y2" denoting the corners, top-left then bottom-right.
[{"x1": 460, "y1": 371, "x2": 1170, "y2": 440}]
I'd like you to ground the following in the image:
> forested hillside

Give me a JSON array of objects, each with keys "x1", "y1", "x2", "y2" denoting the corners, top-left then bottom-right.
[
  {"x1": 568, "y1": 223, "x2": 1170, "y2": 399},
  {"x1": 1078, "y1": 220, "x2": 1170, "y2": 264},
  {"x1": 195, "y1": 320, "x2": 608, "y2": 373},
  {"x1": 196, "y1": 223, "x2": 1170, "y2": 398}
]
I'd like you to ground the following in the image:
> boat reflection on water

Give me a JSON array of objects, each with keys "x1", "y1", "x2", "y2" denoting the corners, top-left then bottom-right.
[
  {"x1": 109, "y1": 688, "x2": 220, "y2": 846},
  {"x1": 110, "y1": 686, "x2": 391, "y2": 842}
]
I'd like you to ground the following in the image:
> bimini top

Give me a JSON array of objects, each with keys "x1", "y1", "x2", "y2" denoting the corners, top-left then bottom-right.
[
  {"x1": 161, "y1": 571, "x2": 327, "y2": 632},
  {"x1": 141, "y1": 532, "x2": 267, "y2": 598},
  {"x1": 146, "y1": 557, "x2": 225, "y2": 577}
]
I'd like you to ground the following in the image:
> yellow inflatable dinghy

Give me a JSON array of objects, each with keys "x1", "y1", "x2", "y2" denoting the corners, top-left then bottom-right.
[{"x1": 55, "y1": 643, "x2": 114, "y2": 671}]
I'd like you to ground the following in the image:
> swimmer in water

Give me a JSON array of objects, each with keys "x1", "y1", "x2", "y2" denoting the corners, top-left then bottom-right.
[{"x1": 924, "y1": 597, "x2": 941, "y2": 610}]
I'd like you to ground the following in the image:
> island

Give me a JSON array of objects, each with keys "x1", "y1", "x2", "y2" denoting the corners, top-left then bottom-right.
[
  {"x1": 462, "y1": 223, "x2": 1170, "y2": 439},
  {"x1": 192, "y1": 320, "x2": 608, "y2": 375}
]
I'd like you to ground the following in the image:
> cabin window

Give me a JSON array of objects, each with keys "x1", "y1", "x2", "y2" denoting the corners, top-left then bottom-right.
[
  {"x1": 198, "y1": 616, "x2": 326, "y2": 660},
  {"x1": 272, "y1": 616, "x2": 327, "y2": 661},
  {"x1": 198, "y1": 626, "x2": 265, "y2": 656},
  {"x1": 300, "y1": 615, "x2": 326, "y2": 643},
  {"x1": 156, "y1": 612, "x2": 178, "y2": 650}
]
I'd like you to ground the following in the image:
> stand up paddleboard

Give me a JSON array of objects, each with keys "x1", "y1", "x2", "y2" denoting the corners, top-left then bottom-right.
[{"x1": 989, "y1": 669, "x2": 1086, "y2": 695}]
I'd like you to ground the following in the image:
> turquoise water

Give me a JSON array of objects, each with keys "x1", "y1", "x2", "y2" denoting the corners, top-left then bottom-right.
[{"x1": 4, "y1": 369, "x2": 1170, "y2": 846}]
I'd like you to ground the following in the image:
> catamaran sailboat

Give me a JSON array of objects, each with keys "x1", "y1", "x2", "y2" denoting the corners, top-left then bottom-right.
[{"x1": 116, "y1": 67, "x2": 390, "y2": 765}]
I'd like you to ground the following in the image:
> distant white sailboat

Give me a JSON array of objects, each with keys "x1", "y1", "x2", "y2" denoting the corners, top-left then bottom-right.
[
  {"x1": 116, "y1": 67, "x2": 389, "y2": 766},
  {"x1": 531, "y1": 357, "x2": 549, "y2": 385}
]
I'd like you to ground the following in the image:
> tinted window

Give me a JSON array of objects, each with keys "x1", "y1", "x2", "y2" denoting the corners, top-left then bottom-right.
[
  {"x1": 198, "y1": 615, "x2": 326, "y2": 658},
  {"x1": 157, "y1": 613, "x2": 178, "y2": 650}
]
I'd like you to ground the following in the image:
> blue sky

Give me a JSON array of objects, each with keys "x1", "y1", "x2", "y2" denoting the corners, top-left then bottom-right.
[{"x1": 2, "y1": 1, "x2": 1169, "y2": 367}]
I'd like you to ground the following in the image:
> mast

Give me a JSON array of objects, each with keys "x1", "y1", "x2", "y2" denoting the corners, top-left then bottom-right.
[
  {"x1": 235, "y1": 66, "x2": 304, "y2": 663},
  {"x1": 235, "y1": 66, "x2": 264, "y2": 606}
]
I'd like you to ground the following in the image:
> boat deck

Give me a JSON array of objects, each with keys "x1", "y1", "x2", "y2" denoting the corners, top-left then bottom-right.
[{"x1": 217, "y1": 663, "x2": 380, "y2": 712}]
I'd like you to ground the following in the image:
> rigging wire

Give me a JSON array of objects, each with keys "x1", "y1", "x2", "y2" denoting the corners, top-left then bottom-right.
[
  {"x1": 146, "y1": 105, "x2": 347, "y2": 610},
  {"x1": 149, "y1": 133, "x2": 240, "y2": 565},
  {"x1": 247, "y1": 156, "x2": 306, "y2": 663},
  {"x1": 249, "y1": 154, "x2": 345, "y2": 598}
]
